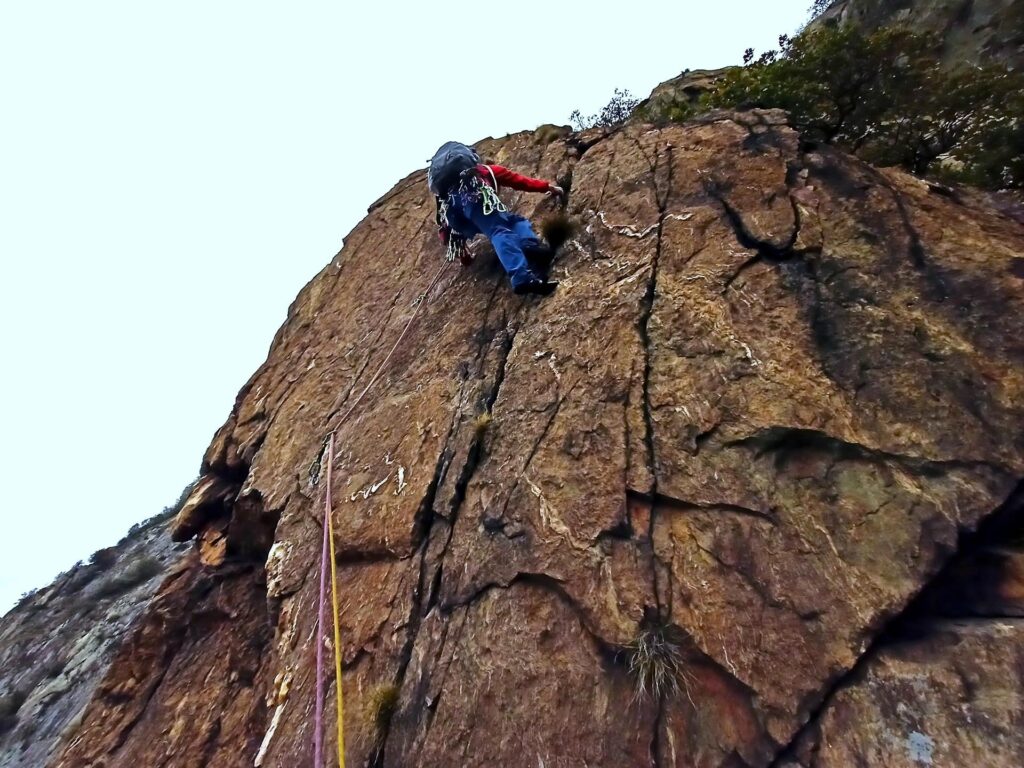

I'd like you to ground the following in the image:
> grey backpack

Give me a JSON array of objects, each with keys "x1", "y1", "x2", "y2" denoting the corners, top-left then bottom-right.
[{"x1": 428, "y1": 141, "x2": 480, "y2": 196}]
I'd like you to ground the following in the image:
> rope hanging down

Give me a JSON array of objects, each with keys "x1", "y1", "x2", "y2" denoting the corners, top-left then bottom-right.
[
  {"x1": 328, "y1": 261, "x2": 452, "y2": 429},
  {"x1": 327, "y1": 434, "x2": 345, "y2": 767},
  {"x1": 314, "y1": 260, "x2": 453, "y2": 767},
  {"x1": 315, "y1": 434, "x2": 346, "y2": 768},
  {"x1": 314, "y1": 437, "x2": 330, "y2": 768}
]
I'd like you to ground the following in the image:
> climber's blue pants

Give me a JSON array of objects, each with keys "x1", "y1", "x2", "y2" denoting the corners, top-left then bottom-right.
[{"x1": 448, "y1": 199, "x2": 542, "y2": 288}]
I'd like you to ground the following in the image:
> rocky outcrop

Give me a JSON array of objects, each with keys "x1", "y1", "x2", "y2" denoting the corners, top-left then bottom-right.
[
  {"x1": 637, "y1": 68, "x2": 731, "y2": 118},
  {"x1": 815, "y1": 0, "x2": 1024, "y2": 70},
  {"x1": 4, "y1": 108, "x2": 1024, "y2": 767},
  {"x1": 0, "y1": 518, "x2": 188, "y2": 768}
]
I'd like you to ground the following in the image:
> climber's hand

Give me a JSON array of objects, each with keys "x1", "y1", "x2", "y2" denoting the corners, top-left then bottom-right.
[
  {"x1": 460, "y1": 242, "x2": 476, "y2": 267},
  {"x1": 547, "y1": 184, "x2": 564, "y2": 200}
]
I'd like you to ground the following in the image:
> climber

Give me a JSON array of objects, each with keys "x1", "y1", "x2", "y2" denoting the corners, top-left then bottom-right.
[{"x1": 428, "y1": 141, "x2": 564, "y2": 296}]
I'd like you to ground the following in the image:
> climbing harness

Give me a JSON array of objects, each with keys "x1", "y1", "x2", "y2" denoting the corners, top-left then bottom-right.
[
  {"x1": 453, "y1": 168, "x2": 507, "y2": 216},
  {"x1": 439, "y1": 169, "x2": 509, "y2": 225},
  {"x1": 312, "y1": 259, "x2": 453, "y2": 767},
  {"x1": 435, "y1": 166, "x2": 508, "y2": 262}
]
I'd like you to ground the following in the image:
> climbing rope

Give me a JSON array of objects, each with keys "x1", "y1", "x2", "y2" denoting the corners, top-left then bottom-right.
[
  {"x1": 328, "y1": 261, "x2": 452, "y2": 427},
  {"x1": 314, "y1": 436, "x2": 330, "y2": 768},
  {"x1": 326, "y1": 433, "x2": 345, "y2": 767},
  {"x1": 313, "y1": 259, "x2": 453, "y2": 767}
]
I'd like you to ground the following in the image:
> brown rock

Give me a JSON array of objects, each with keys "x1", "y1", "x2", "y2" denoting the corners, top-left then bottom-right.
[
  {"x1": 170, "y1": 474, "x2": 240, "y2": 542},
  {"x1": 787, "y1": 620, "x2": 1024, "y2": 767},
  {"x1": 5, "y1": 110, "x2": 1024, "y2": 767}
]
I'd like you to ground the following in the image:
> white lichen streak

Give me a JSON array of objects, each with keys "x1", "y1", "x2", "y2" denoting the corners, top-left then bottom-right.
[
  {"x1": 525, "y1": 476, "x2": 591, "y2": 553},
  {"x1": 595, "y1": 211, "x2": 660, "y2": 239},
  {"x1": 664, "y1": 212, "x2": 696, "y2": 224},
  {"x1": 591, "y1": 210, "x2": 695, "y2": 239},
  {"x1": 255, "y1": 670, "x2": 292, "y2": 766},
  {"x1": 396, "y1": 465, "x2": 407, "y2": 495},
  {"x1": 568, "y1": 239, "x2": 588, "y2": 259},
  {"x1": 740, "y1": 342, "x2": 762, "y2": 367},
  {"x1": 264, "y1": 541, "x2": 293, "y2": 599},
  {"x1": 350, "y1": 474, "x2": 391, "y2": 501},
  {"x1": 812, "y1": 521, "x2": 841, "y2": 558},
  {"x1": 547, "y1": 354, "x2": 561, "y2": 383},
  {"x1": 254, "y1": 702, "x2": 285, "y2": 767}
]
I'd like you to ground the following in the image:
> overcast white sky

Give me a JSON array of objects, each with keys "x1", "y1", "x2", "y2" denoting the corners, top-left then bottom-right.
[{"x1": 0, "y1": 1, "x2": 814, "y2": 613}]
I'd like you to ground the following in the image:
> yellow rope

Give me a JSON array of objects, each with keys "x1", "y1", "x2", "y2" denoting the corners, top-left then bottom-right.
[
  {"x1": 325, "y1": 434, "x2": 346, "y2": 767},
  {"x1": 317, "y1": 263, "x2": 453, "y2": 766}
]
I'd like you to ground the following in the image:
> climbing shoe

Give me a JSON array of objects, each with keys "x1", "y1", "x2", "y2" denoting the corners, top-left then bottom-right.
[
  {"x1": 523, "y1": 243, "x2": 555, "y2": 274},
  {"x1": 514, "y1": 277, "x2": 558, "y2": 297}
]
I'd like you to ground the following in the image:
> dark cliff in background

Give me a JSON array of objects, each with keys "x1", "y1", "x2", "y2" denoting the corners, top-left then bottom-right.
[{"x1": 817, "y1": 0, "x2": 1024, "y2": 69}]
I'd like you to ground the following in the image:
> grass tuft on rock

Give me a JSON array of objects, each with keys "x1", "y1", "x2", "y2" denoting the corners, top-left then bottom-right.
[
  {"x1": 539, "y1": 213, "x2": 578, "y2": 251},
  {"x1": 365, "y1": 684, "x2": 400, "y2": 734},
  {"x1": 628, "y1": 621, "x2": 685, "y2": 701},
  {"x1": 473, "y1": 412, "x2": 493, "y2": 439}
]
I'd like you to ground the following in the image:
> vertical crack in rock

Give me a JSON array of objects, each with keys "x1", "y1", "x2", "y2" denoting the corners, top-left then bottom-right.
[
  {"x1": 636, "y1": 135, "x2": 676, "y2": 766},
  {"x1": 372, "y1": 324, "x2": 520, "y2": 767},
  {"x1": 639, "y1": 137, "x2": 674, "y2": 614},
  {"x1": 865, "y1": 166, "x2": 930, "y2": 271},
  {"x1": 426, "y1": 324, "x2": 520, "y2": 613},
  {"x1": 470, "y1": 277, "x2": 505, "y2": 370},
  {"x1": 596, "y1": 140, "x2": 620, "y2": 210},
  {"x1": 488, "y1": 392, "x2": 565, "y2": 531},
  {"x1": 652, "y1": 690, "x2": 667, "y2": 768}
]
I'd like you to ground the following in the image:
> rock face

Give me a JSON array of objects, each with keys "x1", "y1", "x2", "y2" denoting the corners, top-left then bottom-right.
[
  {"x1": 0, "y1": 517, "x2": 188, "y2": 768},
  {"x1": 786, "y1": 620, "x2": 1024, "y2": 766},
  {"x1": 637, "y1": 68, "x2": 731, "y2": 117},
  {"x1": 815, "y1": 0, "x2": 1024, "y2": 70},
  {"x1": 3, "y1": 109, "x2": 1024, "y2": 768}
]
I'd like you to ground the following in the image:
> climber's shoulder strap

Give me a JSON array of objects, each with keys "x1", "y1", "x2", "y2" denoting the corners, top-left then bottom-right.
[{"x1": 483, "y1": 164, "x2": 500, "y2": 190}]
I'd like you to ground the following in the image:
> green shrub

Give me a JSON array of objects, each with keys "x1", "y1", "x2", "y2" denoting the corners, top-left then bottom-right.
[
  {"x1": 124, "y1": 477, "x2": 198, "y2": 540},
  {"x1": 808, "y1": 0, "x2": 831, "y2": 19},
  {"x1": 704, "y1": 25, "x2": 1024, "y2": 188},
  {"x1": 89, "y1": 546, "x2": 119, "y2": 570},
  {"x1": 539, "y1": 212, "x2": 579, "y2": 251},
  {"x1": 472, "y1": 412, "x2": 492, "y2": 439},
  {"x1": 570, "y1": 89, "x2": 640, "y2": 131}
]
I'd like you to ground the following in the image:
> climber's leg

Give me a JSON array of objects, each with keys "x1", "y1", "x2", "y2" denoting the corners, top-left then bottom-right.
[
  {"x1": 511, "y1": 215, "x2": 543, "y2": 251},
  {"x1": 511, "y1": 214, "x2": 554, "y2": 273},
  {"x1": 467, "y1": 207, "x2": 537, "y2": 289}
]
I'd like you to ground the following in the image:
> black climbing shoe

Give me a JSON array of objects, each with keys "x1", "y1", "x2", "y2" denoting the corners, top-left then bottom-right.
[
  {"x1": 524, "y1": 243, "x2": 555, "y2": 274},
  {"x1": 514, "y1": 278, "x2": 558, "y2": 297}
]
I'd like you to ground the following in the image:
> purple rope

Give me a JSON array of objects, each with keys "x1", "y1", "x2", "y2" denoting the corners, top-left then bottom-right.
[{"x1": 313, "y1": 437, "x2": 332, "y2": 768}]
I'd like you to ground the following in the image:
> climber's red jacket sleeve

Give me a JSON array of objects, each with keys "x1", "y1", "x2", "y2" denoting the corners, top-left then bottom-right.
[{"x1": 480, "y1": 165, "x2": 552, "y2": 193}]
